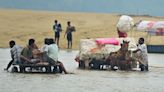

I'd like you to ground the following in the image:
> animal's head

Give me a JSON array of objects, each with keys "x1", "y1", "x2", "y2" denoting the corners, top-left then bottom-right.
[{"x1": 121, "y1": 40, "x2": 130, "y2": 52}]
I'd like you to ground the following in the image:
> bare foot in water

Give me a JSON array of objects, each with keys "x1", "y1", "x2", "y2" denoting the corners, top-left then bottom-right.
[
  {"x1": 4, "y1": 68, "x2": 9, "y2": 72},
  {"x1": 65, "y1": 72, "x2": 75, "y2": 74}
]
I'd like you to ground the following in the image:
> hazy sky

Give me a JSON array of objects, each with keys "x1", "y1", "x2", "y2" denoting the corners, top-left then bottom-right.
[{"x1": 0, "y1": 0, "x2": 163, "y2": 16}]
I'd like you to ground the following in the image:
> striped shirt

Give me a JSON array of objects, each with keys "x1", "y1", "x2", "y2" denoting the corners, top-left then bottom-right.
[{"x1": 10, "y1": 45, "x2": 23, "y2": 63}]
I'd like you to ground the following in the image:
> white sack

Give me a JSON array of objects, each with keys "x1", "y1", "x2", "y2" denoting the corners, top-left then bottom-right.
[{"x1": 117, "y1": 15, "x2": 134, "y2": 32}]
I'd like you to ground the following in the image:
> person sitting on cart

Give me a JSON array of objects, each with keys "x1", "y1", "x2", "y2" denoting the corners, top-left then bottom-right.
[
  {"x1": 20, "y1": 39, "x2": 41, "y2": 64},
  {"x1": 4, "y1": 40, "x2": 23, "y2": 71},
  {"x1": 46, "y1": 38, "x2": 68, "y2": 74},
  {"x1": 41, "y1": 38, "x2": 50, "y2": 56}
]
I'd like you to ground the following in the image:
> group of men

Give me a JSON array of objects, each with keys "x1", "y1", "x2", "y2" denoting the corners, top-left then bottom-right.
[
  {"x1": 4, "y1": 19, "x2": 76, "y2": 73},
  {"x1": 4, "y1": 38, "x2": 68, "y2": 74},
  {"x1": 4, "y1": 38, "x2": 148, "y2": 72},
  {"x1": 4, "y1": 19, "x2": 148, "y2": 72},
  {"x1": 53, "y1": 20, "x2": 76, "y2": 49}
]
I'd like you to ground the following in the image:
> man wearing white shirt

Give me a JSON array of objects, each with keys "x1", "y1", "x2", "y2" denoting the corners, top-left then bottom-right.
[
  {"x1": 134, "y1": 38, "x2": 148, "y2": 71},
  {"x1": 46, "y1": 38, "x2": 68, "y2": 74}
]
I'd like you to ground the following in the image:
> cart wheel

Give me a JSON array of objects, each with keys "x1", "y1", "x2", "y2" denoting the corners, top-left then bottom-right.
[
  {"x1": 11, "y1": 66, "x2": 18, "y2": 73},
  {"x1": 79, "y1": 60, "x2": 85, "y2": 69},
  {"x1": 46, "y1": 66, "x2": 51, "y2": 73},
  {"x1": 19, "y1": 66, "x2": 25, "y2": 73}
]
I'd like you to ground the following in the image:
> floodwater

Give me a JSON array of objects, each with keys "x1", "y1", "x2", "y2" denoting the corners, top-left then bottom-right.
[
  {"x1": 0, "y1": 0, "x2": 164, "y2": 16},
  {"x1": 0, "y1": 49, "x2": 164, "y2": 92}
]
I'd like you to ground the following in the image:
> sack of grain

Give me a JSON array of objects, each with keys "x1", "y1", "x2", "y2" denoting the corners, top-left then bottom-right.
[{"x1": 117, "y1": 15, "x2": 134, "y2": 32}]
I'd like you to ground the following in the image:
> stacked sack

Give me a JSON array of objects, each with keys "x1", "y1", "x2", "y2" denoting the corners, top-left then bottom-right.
[
  {"x1": 78, "y1": 38, "x2": 137, "y2": 63},
  {"x1": 117, "y1": 15, "x2": 134, "y2": 32}
]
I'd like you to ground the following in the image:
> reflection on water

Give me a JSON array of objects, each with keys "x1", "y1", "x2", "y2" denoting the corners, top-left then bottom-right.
[{"x1": 0, "y1": 49, "x2": 164, "y2": 92}]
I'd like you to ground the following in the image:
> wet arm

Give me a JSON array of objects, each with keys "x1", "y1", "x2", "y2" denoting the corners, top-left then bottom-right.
[
  {"x1": 20, "y1": 48, "x2": 32, "y2": 63},
  {"x1": 133, "y1": 49, "x2": 141, "y2": 53},
  {"x1": 33, "y1": 44, "x2": 38, "y2": 49},
  {"x1": 20, "y1": 55, "x2": 31, "y2": 63},
  {"x1": 64, "y1": 28, "x2": 68, "y2": 37},
  {"x1": 64, "y1": 33, "x2": 66, "y2": 38},
  {"x1": 10, "y1": 50, "x2": 14, "y2": 60}
]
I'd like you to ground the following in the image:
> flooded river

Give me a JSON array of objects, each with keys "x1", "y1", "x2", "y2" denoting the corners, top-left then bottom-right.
[{"x1": 0, "y1": 49, "x2": 164, "y2": 92}]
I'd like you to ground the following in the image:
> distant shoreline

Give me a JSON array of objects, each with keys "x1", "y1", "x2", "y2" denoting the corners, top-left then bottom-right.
[
  {"x1": 1, "y1": 8, "x2": 164, "y2": 18},
  {"x1": 118, "y1": 14, "x2": 164, "y2": 19}
]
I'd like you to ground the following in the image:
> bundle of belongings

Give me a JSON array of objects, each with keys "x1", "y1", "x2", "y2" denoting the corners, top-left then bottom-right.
[
  {"x1": 117, "y1": 15, "x2": 134, "y2": 32},
  {"x1": 75, "y1": 37, "x2": 138, "y2": 68}
]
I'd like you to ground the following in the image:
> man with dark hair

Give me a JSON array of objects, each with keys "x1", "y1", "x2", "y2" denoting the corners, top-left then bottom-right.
[
  {"x1": 53, "y1": 20, "x2": 62, "y2": 46},
  {"x1": 20, "y1": 39, "x2": 39, "y2": 64},
  {"x1": 133, "y1": 37, "x2": 148, "y2": 71},
  {"x1": 65, "y1": 21, "x2": 75, "y2": 49},
  {"x1": 41, "y1": 38, "x2": 50, "y2": 52},
  {"x1": 53, "y1": 20, "x2": 58, "y2": 38},
  {"x1": 4, "y1": 40, "x2": 22, "y2": 71},
  {"x1": 47, "y1": 38, "x2": 68, "y2": 74},
  {"x1": 29, "y1": 39, "x2": 35, "y2": 46},
  {"x1": 137, "y1": 37, "x2": 148, "y2": 71}
]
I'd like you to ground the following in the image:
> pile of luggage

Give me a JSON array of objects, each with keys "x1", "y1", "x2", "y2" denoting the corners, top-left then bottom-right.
[{"x1": 75, "y1": 37, "x2": 138, "y2": 69}]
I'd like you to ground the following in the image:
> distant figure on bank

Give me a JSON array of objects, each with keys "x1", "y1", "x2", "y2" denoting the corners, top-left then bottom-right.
[
  {"x1": 117, "y1": 27, "x2": 127, "y2": 38},
  {"x1": 53, "y1": 20, "x2": 62, "y2": 46},
  {"x1": 65, "y1": 21, "x2": 76, "y2": 49},
  {"x1": 133, "y1": 37, "x2": 149, "y2": 71},
  {"x1": 4, "y1": 40, "x2": 22, "y2": 71}
]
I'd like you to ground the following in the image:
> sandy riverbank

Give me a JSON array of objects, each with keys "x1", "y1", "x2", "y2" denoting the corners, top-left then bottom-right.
[{"x1": 0, "y1": 9, "x2": 163, "y2": 49}]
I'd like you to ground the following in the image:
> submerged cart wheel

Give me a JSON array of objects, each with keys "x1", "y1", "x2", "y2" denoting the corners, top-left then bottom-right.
[
  {"x1": 45, "y1": 66, "x2": 51, "y2": 73},
  {"x1": 19, "y1": 66, "x2": 25, "y2": 73},
  {"x1": 11, "y1": 66, "x2": 18, "y2": 73},
  {"x1": 79, "y1": 60, "x2": 85, "y2": 69}
]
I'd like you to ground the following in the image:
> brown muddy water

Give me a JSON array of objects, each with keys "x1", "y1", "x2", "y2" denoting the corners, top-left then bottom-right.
[{"x1": 0, "y1": 49, "x2": 164, "y2": 92}]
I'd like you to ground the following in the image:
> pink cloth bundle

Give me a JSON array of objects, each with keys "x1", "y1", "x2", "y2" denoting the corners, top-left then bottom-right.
[{"x1": 96, "y1": 38, "x2": 119, "y2": 45}]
